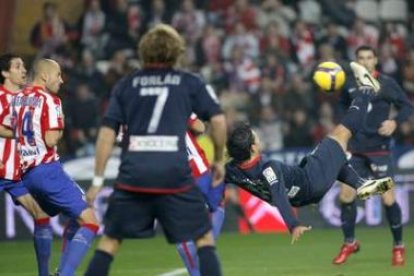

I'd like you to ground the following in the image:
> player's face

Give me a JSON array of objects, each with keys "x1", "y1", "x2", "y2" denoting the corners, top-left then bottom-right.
[
  {"x1": 46, "y1": 65, "x2": 63, "y2": 93},
  {"x1": 6, "y1": 58, "x2": 27, "y2": 87},
  {"x1": 356, "y1": 50, "x2": 377, "y2": 74},
  {"x1": 251, "y1": 130, "x2": 262, "y2": 155}
]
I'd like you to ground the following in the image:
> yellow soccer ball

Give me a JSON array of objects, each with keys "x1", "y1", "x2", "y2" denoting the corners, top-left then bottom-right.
[{"x1": 313, "y1": 61, "x2": 346, "y2": 93}]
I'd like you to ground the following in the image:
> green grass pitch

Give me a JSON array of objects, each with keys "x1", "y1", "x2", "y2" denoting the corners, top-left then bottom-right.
[{"x1": 0, "y1": 227, "x2": 413, "y2": 275}]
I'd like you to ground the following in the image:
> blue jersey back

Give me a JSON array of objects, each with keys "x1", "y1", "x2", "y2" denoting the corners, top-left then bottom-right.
[{"x1": 105, "y1": 68, "x2": 222, "y2": 192}]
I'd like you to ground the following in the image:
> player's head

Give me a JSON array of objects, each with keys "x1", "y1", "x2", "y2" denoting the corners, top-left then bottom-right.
[
  {"x1": 0, "y1": 53, "x2": 27, "y2": 88},
  {"x1": 355, "y1": 45, "x2": 378, "y2": 74},
  {"x1": 138, "y1": 24, "x2": 185, "y2": 68},
  {"x1": 33, "y1": 59, "x2": 63, "y2": 93},
  {"x1": 227, "y1": 123, "x2": 261, "y2": 163}
]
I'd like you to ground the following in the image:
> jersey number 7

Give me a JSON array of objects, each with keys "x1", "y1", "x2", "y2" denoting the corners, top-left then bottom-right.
[{"x1": 140, "y1": 87, "x2": 169, "y2": 133}]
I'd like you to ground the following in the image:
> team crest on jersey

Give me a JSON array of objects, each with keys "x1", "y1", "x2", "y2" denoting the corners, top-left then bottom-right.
[{"x1": 263, "y1": 167, "x2": 278, "y2": 185}]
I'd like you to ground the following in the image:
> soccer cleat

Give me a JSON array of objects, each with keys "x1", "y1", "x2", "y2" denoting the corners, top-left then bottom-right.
[
  {"x1": 332, "y1": 241, "x2": 360, "y2": 265},
  {"x1": 350, "y1": 62, "x2": 381, "y2": 92},
  {"x1": 392, "y1": 246, "x2": 405, "y2": 266},
  {"x1": 357, "y1": 177, "x2": 394, "y2": 200}
]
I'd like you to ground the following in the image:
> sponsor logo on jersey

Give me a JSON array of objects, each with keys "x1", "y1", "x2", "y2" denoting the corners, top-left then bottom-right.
[
  {"x1": 263, "y1": 167, "x2": 278, "y2": 185},
  {"x1": 129, "y1": 135, "x2": 178, "y2": 152},
  {"x1": 287, "y1": 186, "x2": 300, "y2": 198}
]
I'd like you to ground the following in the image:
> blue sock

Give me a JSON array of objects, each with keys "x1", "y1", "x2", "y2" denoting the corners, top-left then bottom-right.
[
  {"x1": 385, "y1": 202, "x2": 403, "y2": 246},
  {"x1": 340, "y1": 201, "x2": 357, "y2": 243},
  {"x1": 212, "y1": 207, "x2": 225, "y2": 240},
  {"x1": 176, "y1": 241, "x2": 199, "y2": 276},
  {"x1": 340, "y1": 95, "x2": 369, "y2": 135},
  {"x1": 34, "y1": 218, "x2": 52, "y2": 276},
  {"x1": 57, "y1": 220, "x2": 79, "y2": 273},
  {"x1": 337, "y1": 163, "x2": 364, "y2": 190},
  {"x1": 60, "y1": 225, "x2": 97, "y2": 276}
]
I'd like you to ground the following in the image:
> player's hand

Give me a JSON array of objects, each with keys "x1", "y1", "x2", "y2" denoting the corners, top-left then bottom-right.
[
  {"x1": 291, "y1": 225, "x2": 312, "y2": 244},
  {"x1": 86, "y1": 186, "x2": 102, "y2": 206},
  {"x1": 378, "y1": 120, "x2": 397, "y2": 136},
  {"x1": 211, "y1": 161, "x2": 225, "y2": 187}
]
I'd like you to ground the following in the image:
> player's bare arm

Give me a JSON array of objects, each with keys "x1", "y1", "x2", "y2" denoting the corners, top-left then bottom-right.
[
  {"x1": 291, "y1": 225, "x2": 312, "y2": 245},
  {"x1": 189, "y1": 118, "x2": 205, "y2": 134},
  {"x1": 0, "y1": 125, "x2": 13, "y2": 138},
  {"x1": 378, "y1": 119, "x2": 397, "y2": 136},
  {"x1": 209, "y1": 114, "x2": 226, "y2": 186},
  {"x1": 44, "y1": 129, "x2": 62, "y2": 147},
  {"x1": 87, "y1": 126, "x2": 116, "y2": 204}
]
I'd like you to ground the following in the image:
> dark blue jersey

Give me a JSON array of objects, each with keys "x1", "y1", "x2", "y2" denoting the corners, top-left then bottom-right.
[
  {"x1": 225, "y1": 157, "x2": 308, "y2": 231},
  {"x1": 340, "y1": 73, "x2": 413, "y2": 152},
  {"x1": 225, "y1": 138, "x2": 349, "y2": 231},
  {"x1": 104, "y1": 68, "x2": 222, "y2": 193}
]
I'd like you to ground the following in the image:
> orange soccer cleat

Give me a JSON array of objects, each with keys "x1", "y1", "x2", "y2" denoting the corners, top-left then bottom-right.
[
  {"x1": 392, "y1": 246, "x2": 405, "y2": 266},
  {"x1": 332, "y1": 241, "x2": 360, "y2": 265}
]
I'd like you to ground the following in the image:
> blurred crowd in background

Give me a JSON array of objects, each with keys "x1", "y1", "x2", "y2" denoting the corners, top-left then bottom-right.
[{"x1": 27, "y1": 0, "x2": 414, "y2": 158}]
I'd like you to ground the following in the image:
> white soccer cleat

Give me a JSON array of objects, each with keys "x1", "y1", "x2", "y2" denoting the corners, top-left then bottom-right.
[
  {"x1": 350, "y1": 61, "x2": 381, "y2": 92},
  {"x1": 357, "y1": 177, "x2": 394, "y2": 200}
]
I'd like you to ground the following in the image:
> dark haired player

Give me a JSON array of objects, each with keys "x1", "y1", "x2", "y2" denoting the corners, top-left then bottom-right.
[
  {"x1": 225, "y1": 62, "x2": 393, "y2": 243},
  {"x1": 333, "y1": 45, "x2": 413, "y2": 266}
]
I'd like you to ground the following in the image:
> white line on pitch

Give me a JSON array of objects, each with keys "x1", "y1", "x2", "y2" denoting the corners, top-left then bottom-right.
[{"x1": 157, "y1": 268, "x2": 188, "y2": 276}]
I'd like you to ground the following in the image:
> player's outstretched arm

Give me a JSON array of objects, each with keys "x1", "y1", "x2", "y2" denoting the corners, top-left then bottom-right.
[
  {"x1": 87, "y1": 126, "x2": 116, "y2": 204},
  {"x1": 291, "y1": 225, "x2": 312, "y2": 244},
  {"x1": 210, "y1": 114, "x2": 227, "y2": 187},
  {"x1": 0, "y1": 125, "x2": 13, "y2": 138}
]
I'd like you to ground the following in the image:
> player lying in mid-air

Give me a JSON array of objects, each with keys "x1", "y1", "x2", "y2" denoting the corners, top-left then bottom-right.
[{"x1": 224, "y1": 62, "x2": 394, "y2": 243}]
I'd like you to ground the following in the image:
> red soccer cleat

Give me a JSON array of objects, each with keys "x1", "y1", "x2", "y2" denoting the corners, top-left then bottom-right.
[
  {"x1": 332, "y1": 241, "x2": 360, "y2": 265},
  {"x1": 392, "y1": 246, "x2": 405, "y2": 266}
]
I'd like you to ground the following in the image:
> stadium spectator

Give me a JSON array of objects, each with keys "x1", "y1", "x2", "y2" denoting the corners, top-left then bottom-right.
[
  {"x1": 30, "y1": 2, "x2": 68, "y2": 58},
  {"x1": 78, "y1": 0, "x2": 107, "y2": 58}
]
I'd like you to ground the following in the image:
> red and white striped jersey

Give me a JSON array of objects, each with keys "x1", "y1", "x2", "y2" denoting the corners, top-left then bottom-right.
[
  {"x1": 12, "y1": 86, "x2": 64, "y2": 172},
  {"x1": 0, "y1": 86, "x2": 20, "y2": 180},
  {"x1": 186, "y1": 114, "x2": 209, "y2": 177}
]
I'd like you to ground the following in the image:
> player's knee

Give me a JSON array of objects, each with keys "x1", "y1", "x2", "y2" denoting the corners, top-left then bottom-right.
[
  {"x1": 339, "y1": 185, "x2": 356, "y2": 203},
  {"x1": 195, "y1": 230, "x2": 215, "y2": 248},
  {"x1": 381, "y1": 189, "x2": 396, "y2": 206},
  {"x1": 97, "y1": 235, "x2": 121, "y2": 256},
  {"x1": 78, "y1": 207, "x2": 99, "y2": 226}
]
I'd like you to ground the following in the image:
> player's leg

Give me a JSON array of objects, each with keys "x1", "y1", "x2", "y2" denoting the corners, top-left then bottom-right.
[
  {"x1": 22, "y1": 162, "x2": 99, "y2": 276},
  {"x1": 84, "y1": 235, "x2": 122, "y2": 276},
  {"x1": 5, "y1": 180, "x2": 52, "y2": 276},
  {"x1": 84, "y1": 189, "x2": 156, "y2": 276},
  {"x1": 159, "y1": 186, "x2": 222, "y2": 276},
  {"x1": 371, "y1": 155, "x2": 405, "y2": 266},
  {"x1": 176, "y1": 173, "x2": 225, "y2": 276},
  {"x1": 56, "y1": 219, "x2": 79, "y2": 274}
]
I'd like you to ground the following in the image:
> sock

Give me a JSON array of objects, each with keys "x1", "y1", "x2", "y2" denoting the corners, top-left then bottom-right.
[
  {"x1": 337, "y1": 163, "x2": 364, "y2": 189},
  {"x1": 60, "y1": 224, "x2": 98, "y2": 276},
  {"x1": 198, "y1": 246, "x2": 222, "y2": 276},
  {"x1": 84, "y1": 249, "x2": 114, "y2": 276},
  {"x1": 340, "y1": 95, "x2": 369, "y2": 135},
  {"x1": 57, "y1": 220, "x2": 79, "y2": 273},
  {"x1": 212, "y1": 207, "x2": 225, "y2": 240},
  {"x1": 385, "y1": 202, "x2": 403, "y2": 246},
  {"x1": 340, "y1": 201, "x2": 357, "y2": 244},
  {"x1": 176, "y1": 241, "x2": 199, "y2": 276},
  {"x1": 34, "y1": 218, "x2": 52, "y2": 276}
]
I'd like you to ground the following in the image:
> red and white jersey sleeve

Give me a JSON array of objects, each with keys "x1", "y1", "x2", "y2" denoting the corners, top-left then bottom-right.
[
  {"x1": 0, "y1": 86, "x2": 21, "y2": 180},
  {"x1": 186, "y1": 113, "x2": 209, "y2": 177},
  {"x1": 13, "y1": 86, "x2": 64, "y2": 172}
]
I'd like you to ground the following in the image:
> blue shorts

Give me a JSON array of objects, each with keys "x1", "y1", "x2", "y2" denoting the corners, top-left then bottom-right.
[
  {"x1": 196, "y1": 172, "x2": 225, "y2": 212},
  {"x1": 22, "y1": 161, "x2": 88, "y2": 218},
  {"x1": 104, "y1": 185, "x2": 211, "y2": 243},
  {"x1": 350, "y1": 153, "x2": 394, "y2": 179},
  {"x1": 0, "y1": 179, "x2": 29, "y2": 202}
]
